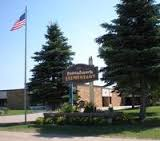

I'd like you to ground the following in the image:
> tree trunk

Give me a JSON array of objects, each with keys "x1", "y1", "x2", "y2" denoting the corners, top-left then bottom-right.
[
  {"x1": 131, "y1": 93, "x2": 135, "y2": 109},
  {"x1": 139, "y1": 92, "x2": 147, "y2": 122}
]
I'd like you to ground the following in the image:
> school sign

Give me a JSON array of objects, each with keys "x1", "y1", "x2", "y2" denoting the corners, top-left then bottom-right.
[{"x1": 63, "y1": 64, "x2": 98, "y2": 83}]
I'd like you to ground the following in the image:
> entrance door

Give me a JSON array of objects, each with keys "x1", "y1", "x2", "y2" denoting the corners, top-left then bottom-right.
[{"x1": 102, "y1": 97, "x2": 110, "y2": 107}]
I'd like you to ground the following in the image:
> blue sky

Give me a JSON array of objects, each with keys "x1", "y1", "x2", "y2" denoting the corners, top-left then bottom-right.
[{"x1": 0, "y1": 0, "x2": 120, "y2": 89}]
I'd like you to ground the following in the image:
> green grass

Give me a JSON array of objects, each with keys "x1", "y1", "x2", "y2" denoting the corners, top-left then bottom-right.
[
  {"x1": 120, "y1": 106, "x2": 160, "y2": 119},
  {"x1": 0, "y1": 123, "x2": 160, "y2": 139},
  {"x1": 0, "y1": 106, "x2": 159, "y2": 139},
  {"x1": 1, "y1": 110, "x2": 32, "y2": 116}
]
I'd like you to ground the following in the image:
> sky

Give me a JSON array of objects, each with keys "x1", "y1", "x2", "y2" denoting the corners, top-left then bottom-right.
[{"x1": 0, "y1": 0, "x2": 121, "y2": 90}]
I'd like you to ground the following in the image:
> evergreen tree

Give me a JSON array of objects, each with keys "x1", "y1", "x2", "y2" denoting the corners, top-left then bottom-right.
[
  {"x1": 28, "y1": 23, "x2": 75, "y2": 107},
  {"x1": 96, "y1": 0, "x2": 160, "y2": 121}
]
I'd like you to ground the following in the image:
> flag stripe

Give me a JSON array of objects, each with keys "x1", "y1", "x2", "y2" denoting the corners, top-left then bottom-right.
[
  {"x1": 11, "y1": 13, "x2": 26, "y2": 31},
  {"x1": 11, "y1": 19, "x2": 26, "y2": 31}
]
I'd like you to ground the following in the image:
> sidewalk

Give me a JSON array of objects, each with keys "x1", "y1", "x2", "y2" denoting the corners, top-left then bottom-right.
[
  {"x1": 97, "y1": 106, "x2": 139, "y2": 111},
  {"x1": 0, "y1": 113, "x2": 43, "y2": 124}
]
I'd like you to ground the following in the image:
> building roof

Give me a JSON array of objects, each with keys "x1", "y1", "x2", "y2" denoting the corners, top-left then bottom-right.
[{"x1": 0, "y1": 88, "x2": 23, "y2": 92}]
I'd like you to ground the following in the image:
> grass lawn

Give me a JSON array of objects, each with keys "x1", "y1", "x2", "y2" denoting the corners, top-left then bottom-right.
[
  {"x1": 0, "y1": 110, "x2": 32, "y2": 116},
  {"x1": 120, "y1": 106, "x2": 160, "y2": 119},
  {"x1": 0, "y1": 106, "x2": 159, "y2": 139},
  {"x1": 0, "y1": 123, "x2": 160, "y2": 139}
]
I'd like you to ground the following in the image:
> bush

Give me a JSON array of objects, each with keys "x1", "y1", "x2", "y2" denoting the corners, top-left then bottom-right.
[
  {"x1": 93, "y1": 117, "x2": 107, "y2": 125},
  {"x1": 44, "y1": 117, "x2": 54, "y2": 124},
  {"x1": 54, "y1": 116, "x2": 66, "y2": 125},
  {"x1": 0, "y1": 108, "x2": 8, "y2": 115},
  {"x1": 35, "y1": 117, "x2": 55, "y2": 125},
  {"x1": 52, "y1": 116, "x2": 108, "y2": 126},
  {"x1": 59, "y1": 103, "x2": 77, "y2": 113},
  {"x1": 108, "y1": 106, "x2": 114, "y2": 112},
  {"x1": 35, "y1": 117, "x2": 44, "y2": 125},
  {"x1": 0, "y1": 110, "x2": 4, "y2": 115},
  {"x1": 84, "y1": 103, "x2": 96, "y2": 113}
]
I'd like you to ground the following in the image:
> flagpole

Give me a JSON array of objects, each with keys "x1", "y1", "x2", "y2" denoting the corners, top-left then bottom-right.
[{"x1": 24, "y1": 5, "x2": 27, "y2": 124}]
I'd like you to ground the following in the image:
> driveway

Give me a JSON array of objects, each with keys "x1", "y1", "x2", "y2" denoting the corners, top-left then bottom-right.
[
  {"x1": 0, "y1": 131, "x2": 158, "y2": 141},
  {"x1": 0, "y1": 113, "x2": 43, "y2": 124}
]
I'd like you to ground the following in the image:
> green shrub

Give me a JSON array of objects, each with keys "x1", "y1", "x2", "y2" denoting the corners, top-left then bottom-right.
[
  {"x1": 0, "y1": 110, "x2": 4, "y2": 115},
  {"x1": 121, "y1": 113, "x2": 129, "y2": 121},
  {"x1": 111, "y1": 112, "x2": 130, "y2": 124},
  {"x1": 54, "y1": 116, "x2": 66, "y2": 125},
  {"x1": 71, "y1": 117, "x2": 83, "y2": 125},
  {"x1": 84, "y1": 103, "x2": 96, "y2": 113},
  {"x1": 59, "y1": 103, "x2": 77, "y2": 113},
  {"x1": 52, "y1": 116, "x2": 108, "y2": 126},
  {"x1": 35, "y1": 117, "x2": 44, "y2": 125},
  {"x1": 93, "y1": 117, "x2": 107, "y2": 125},
  {"x1": 44, "y1": 117, "x2": 54, "y2": 124},
  {"x1": 108, "y1": 107, "x2": 114, "y2": 112},
  {"x1": 82, "y1": 117, "x2": 90, "y2": 125},
  {"x1": 0, "y1": 108, "x2": 8, "y2": 115}
]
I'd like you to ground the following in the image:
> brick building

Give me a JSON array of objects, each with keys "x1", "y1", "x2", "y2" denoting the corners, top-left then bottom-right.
[
  {"x1": 77, "y1": 84, "x2": 122, "y2": 107},
  {"x1": 0, "y1": 89, "x2": 29, "y2": 109},
  {"x1": 0, "y1": 85, "x2": 135, "y2": 109}
]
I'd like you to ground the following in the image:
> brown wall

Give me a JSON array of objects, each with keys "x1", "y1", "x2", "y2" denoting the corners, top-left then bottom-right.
[
  {"x1": 2, "y1": 86, "x2": 122, "y2": 109},
  {"x1": 77, "y1": 85, "x2": 102, "y2": 107},
  {"x1": 77, "y1": 85, "x2": 122, "y2": 107},
  {"x1": 111, "y1": 92, "x2": 122, "y2": 106},
  {"x1": 7, "y1": 89, "x2": 29, "y2": 109}
]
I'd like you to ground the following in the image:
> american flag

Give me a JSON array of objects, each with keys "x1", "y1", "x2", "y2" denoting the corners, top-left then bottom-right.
[{"x1": 11, "y1": 13, "x2": 26, "y2": 31}]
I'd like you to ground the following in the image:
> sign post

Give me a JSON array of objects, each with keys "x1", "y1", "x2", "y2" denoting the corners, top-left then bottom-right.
[
  {"x1": 89, "y1": 56, "x2": 94, "y2": 105},
  {"x1": 69, "y1": 83, "x2": 74, "y2": 105}
]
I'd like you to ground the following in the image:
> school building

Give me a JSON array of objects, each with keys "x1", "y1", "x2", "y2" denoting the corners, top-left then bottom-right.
[
  {"x1": 0, "y1": 89, "x2": 29, "y2": 109},
  {"x1": 0, "y1": 85, "x2": 139, "y2": 109}
]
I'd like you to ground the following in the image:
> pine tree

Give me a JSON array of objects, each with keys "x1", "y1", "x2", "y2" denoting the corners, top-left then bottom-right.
[
  {"x1": 28, "y1": 23, "x2": 75, "y2": 108},
  {"x1": 96, "y1": 0, "x2": 160, "y2": 121}
]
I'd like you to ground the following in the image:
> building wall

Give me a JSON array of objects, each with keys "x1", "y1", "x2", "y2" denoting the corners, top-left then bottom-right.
[
  {"x1": 77, "y1": 85, "x2": 122, "y2": 107},
  {"x1": 77, "y1": 85, "x2": 102, "y2": 107},
  {"x1": 0, "y1": 86, "x2": 123, "y2": 109},
  {"x1": 94, "y1": 86, "x2": 103, "y2": 107},
  {"x1": 7, "y1": 89, "x2": 29, "y2": 109},
  {"x1": 0, "y1": 91, "x2": 7, "y2": 107},
  {"x1": 111, "y1": 92, "x2": 122, "y2": 106}
]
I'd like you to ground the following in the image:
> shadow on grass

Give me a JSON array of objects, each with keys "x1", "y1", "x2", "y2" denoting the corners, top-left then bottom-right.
[
  {"x1": 0, "y1": 111, "x2": 160, "y2": 139},
  {"x1": 30, "y1": 118, "x2": 160, "y2": 138},
  {"x1": 125, "y1": 112, "x2": 160, "y2": 118},
  {"x1": 0, "y1": 119, "x2": 160, "y2": 139}
]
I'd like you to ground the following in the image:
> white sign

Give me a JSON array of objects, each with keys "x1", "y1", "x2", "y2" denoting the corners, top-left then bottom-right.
[{"x1": 102, "y1": 88, "x2": 112, "y2": 97}]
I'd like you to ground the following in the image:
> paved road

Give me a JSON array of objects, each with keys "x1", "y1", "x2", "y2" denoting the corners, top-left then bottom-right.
[
  {"x1": 0, "y1": 131, "x2": 158, "y2": 141},
  {"x1": 0, "y1": 113, "x2": 43, "y2": 124}
]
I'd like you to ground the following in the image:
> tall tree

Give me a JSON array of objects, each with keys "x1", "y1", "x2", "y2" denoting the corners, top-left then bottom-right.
[
  {"x1": 96, "y1": 0, "x2": 160, "y2": 121},
  {"x1": 28, "y1": 23, "x2": 75, "y2": 107}
]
